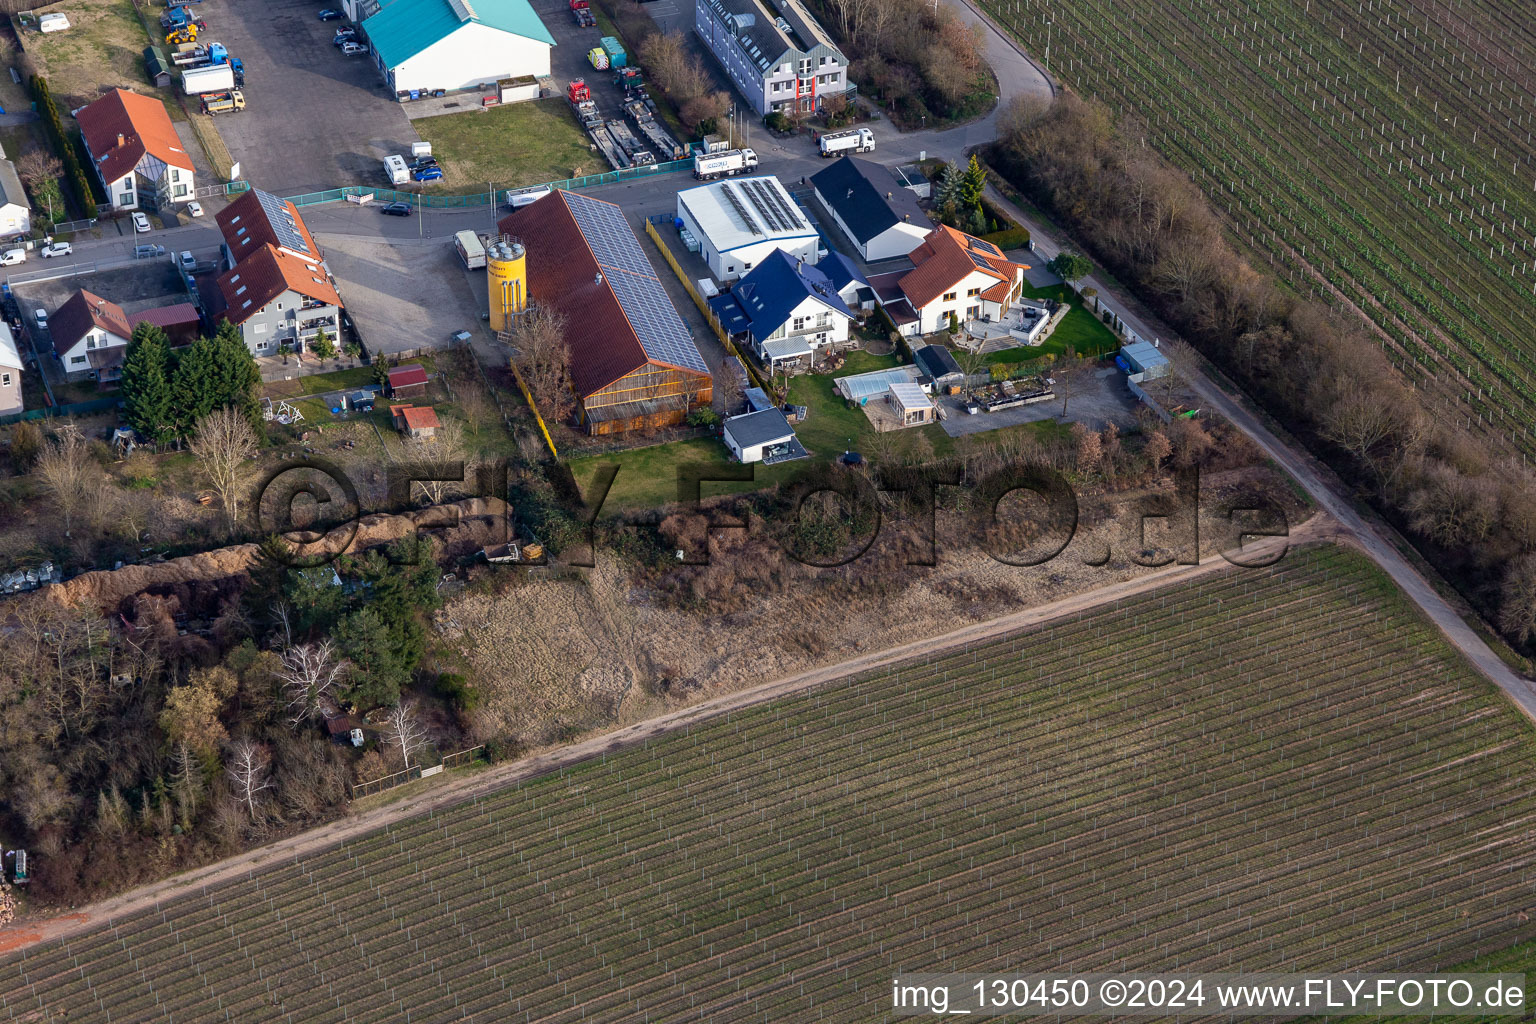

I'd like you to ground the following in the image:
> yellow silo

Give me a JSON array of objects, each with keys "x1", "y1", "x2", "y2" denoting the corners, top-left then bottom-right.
[{"x1": 487, "y1": 238, "x2": 527, "y2": 333}]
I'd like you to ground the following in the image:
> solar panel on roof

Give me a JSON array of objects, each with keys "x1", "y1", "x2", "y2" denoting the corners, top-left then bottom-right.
[
  {"x1": 605, "y1": 270, "x2": 709, "y2": 373},
  {"x1": 720, "y1": 184, "x2": 763, "y2": 237},
  {"x1": 253, "y1": 189, "x2": 313, "y2": 257},
  {"x1": 565, "y1": 193, "x2": 654, "y2": 276},
  {"x1": 967, "y1": 252, "x2": 994, "y2": 270},
  {"x1": 967, "y1": 237, "x2": 1003, "y2": 256}
]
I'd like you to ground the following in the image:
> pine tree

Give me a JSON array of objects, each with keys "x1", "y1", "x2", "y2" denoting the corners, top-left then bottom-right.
[
  {"x1": 212, "y1": 320, "x2": 261, "y2": 428},
  {"x1": 934, "y1": 162, "x2": 963, "y2": 208},
  {"x1": 311, "y1": 327, "x2": 335, "y2": 361},
  {"x1": 120, "y1": 321, "x2": 174, "y2": 447}
]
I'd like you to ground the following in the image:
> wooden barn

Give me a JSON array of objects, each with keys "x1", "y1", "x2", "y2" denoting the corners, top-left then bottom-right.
[{"x1": 497, "y1": 190, "x2": 712, "y2": 435}]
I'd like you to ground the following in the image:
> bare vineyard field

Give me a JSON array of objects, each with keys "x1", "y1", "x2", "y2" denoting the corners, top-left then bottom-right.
[
  {"x1": 980, "y1": 0, "x2": 1536, "y2": 452},
  {"x1": 3, "y1": 545, "x2": 1536, "y2": 1022}
]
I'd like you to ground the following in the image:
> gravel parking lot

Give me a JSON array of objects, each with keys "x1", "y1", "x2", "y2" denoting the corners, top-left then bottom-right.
[
  {"x1": 200, "y1": 0, "x2": 420, "y2": 192},
  {"x1": 939, "y1": 365, "x2": 1139, "y2": 436}
]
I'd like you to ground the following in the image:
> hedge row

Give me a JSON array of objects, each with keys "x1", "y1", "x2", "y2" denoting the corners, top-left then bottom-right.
[
  {"x1": 981, "y1": 226, "x2": 1032, "y2": 250},
  {"x1": 30, "y1": 76, "x2": 98, "y2": 220}
]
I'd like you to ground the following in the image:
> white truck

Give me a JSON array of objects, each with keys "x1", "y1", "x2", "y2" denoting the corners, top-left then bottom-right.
[
  {"x1": 454, "y1": 230, "x2": 486, "y2": 269},
  {"x1": 181, "y1": 62, "x2": 234, "y2": 95},
  {"x1": 818, "y1": 127, "x2": 875, "y2": 157},
  {"x1": 692, "y1": 147, "x2": 757, "y2": 180},
  {"x1": 503, "y1": 184, "x2": 552, "y2": 209},
  {"x1": 383, "y1": 154, "x2": 409, "y2": 186}
]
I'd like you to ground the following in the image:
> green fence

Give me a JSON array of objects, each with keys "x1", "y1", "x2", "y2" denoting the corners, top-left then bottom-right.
[
  {"x1": 284, "y1": 159, "x2": 692, "y2": 209},
  {"x1": 0, "y1": 396, "x2": 121, "y2": 427}
]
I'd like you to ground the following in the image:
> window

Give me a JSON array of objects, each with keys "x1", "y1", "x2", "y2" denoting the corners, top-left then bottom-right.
[
  {"x1": 71, "y1": 356, "x2": 86, "y2": 366},
  {"x1": 966, "y1": 287, "x2": 981, "y2": 297},
  {"x1": 942, "y1": 291, "x2": 957, "y2": 301},
  {"x1": 169, "y1": 169, "x2": 178, "y2": 182},
  {"x1": 966, "y1": 305, "x2": 980, "y2": 320},
  {"x1": 174, "y1": 185, "x2": 188, "y2": 198},
  {"x1": 254, "y1": 324, "x2": 268, "y2": 335},
  {"x1": 119, "y1": 193, "x2": 132, "y2": 206},
  {"x1": 1, "y1": 373, "x2": 10, "y2": 387},
  {"x1": 277, "y1": 302, "x2": 283, "y2": 310}
]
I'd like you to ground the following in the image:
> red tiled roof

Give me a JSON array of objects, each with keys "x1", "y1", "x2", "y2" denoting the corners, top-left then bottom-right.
[
  {"x1": 216, "y1": 244, "x2": 342, "y2": 325},
  {"x1": 216, "y1": 188, "x2": 320, "y2": 261},
  {"x1": 50, "y1": 289, "x2": 132, "y2": 357},
  {"x1": 898, "y1": 225, "x2": 1028, "y2": 310},
  {"x1": 391, "y1": 404, "x2": 439, "y2": 431},
  {"x1": 76, "y1": 89, "x2": 191, "y2": 186},
  {"x1": 131, "y1": 302, "x2": 201, "y2": 330},
  {"x1": 498, "y1": 192, "x2": 702, "y2": 400},
  {"x1": 388, "y1": 364, "x2": 429, "y2": 388}
]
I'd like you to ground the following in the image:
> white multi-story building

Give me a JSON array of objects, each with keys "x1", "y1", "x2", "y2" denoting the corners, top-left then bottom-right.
[{"x1": 695, "y1": 0, "x2": 849, "y2": 116}]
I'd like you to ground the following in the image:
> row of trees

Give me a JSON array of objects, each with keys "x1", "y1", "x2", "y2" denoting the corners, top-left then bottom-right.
[
  {"x1": 637, "y1": 31, "x2": 733, "y2": 135},
  {"x1": 991, "y1": 94, "x2": 1536, "y2": 654},
  {"x1": 120, "y1": 320, "x2": 262, "y2": 446}
]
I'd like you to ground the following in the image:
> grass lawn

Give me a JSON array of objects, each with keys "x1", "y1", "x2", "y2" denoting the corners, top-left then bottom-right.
[
  {"x1": 18, "y1": 0, "x2": 157, "y2": 107},
  {"x1": 413, "y1": 99, "x2": 601, "y2": 191},
  {"x1": 569, "y1": 347, "x2": 1059, "y2": 510},
  {"x1": 985, "y1": 282, "x2": 1121, "y2": 366}
]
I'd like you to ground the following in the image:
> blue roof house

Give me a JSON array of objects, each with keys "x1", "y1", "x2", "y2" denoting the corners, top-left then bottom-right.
[
  {"x1": 359, "y1": 0, "x2": 555, "y2": 99},
  {"x1": 709, "y1": 250, "x2": 856, "y2": 370}
]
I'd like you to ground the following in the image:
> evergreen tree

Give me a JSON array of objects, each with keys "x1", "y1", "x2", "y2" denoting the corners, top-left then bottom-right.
[
  {"x1": 311, "y1": 328, "x2": 335, "y2": 361},
  {"x1": 170, "y1": 338, "x2": 220, "y2": 439},
  {"x1": 212, "y1": 320, "x2": 262, "y2": 428},
  {"x1": 959, "y1": 154, "x2": 988, "y2": 213},
  {"x1": 336, "y1": 607, "x2": 407, "y2": 708},
  {"x1": 121, "y1": 322, "x2": 174, "y2": 447},
  {"x1": 934, "y1": 162, "x2": 963, "y2": 209}
]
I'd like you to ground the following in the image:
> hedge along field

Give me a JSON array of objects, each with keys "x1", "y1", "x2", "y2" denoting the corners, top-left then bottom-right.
[
  {"x1": 979, "y1": 0, "x2": 1536, "y2": 454},
  {"x1": 4, "y1": 545, "x2": 1536, "y2": 1023}
]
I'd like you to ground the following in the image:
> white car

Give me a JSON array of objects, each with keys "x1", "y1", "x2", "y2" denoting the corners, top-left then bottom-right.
[
  {"x1": 186, "y1": 201, "x2": 204, "y2": 217},
  {"x1": 0, "y1": 248, "x2": 25, "y2": 266},
  {"x1": 132, "y1": 212, "x2": 151, "y2": 232},
  {"x1": 39, "y1": 241, "x2": 71, "y2": 258},
  {"x1": 34, "y1": 309, "x2": 46, "y2": 328},
  {"x1": 340, "y1": 41, "x2": 367, "y2": 56},
  {"x1": 179, "y1": 250, "x2": 196, "y2": 269}
]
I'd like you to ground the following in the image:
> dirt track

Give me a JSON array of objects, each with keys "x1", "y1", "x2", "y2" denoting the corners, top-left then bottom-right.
[{"x1": 0, "y1": 521, "x2": 1312, "y2": 955}]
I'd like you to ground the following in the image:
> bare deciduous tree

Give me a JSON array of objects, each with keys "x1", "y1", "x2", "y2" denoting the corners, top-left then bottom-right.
[
  {"x1": 384, "y1": 700, "x2": 428, "y2": 770},
  {"x1": 277, "y1": 640, "x2": 348, "y2": 726},
  {"x1": 514, "y1": 305, "x2": 572, "y2": 423},
  {"x1": 188, "y1": 407, "x2": 259, "y2": 531},
  {"x1": 34, "y1": 424, "x2": 97, "y2": 535},
  {"x1": 408, "y1": 417, "x2": 469, "y2": 505},
  {"x1": 225, "y1": 738, "x2": 272, "y2": 822}
]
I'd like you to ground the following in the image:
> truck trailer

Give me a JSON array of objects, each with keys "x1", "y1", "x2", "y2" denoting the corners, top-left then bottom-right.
[
  {"x1": 692, "y1": 148, "x2": 758, "y2": 180},
  {"x1": 818, "y1": 126, "x2": 875, "y2": 157},
  {"x1": 181, "y1": 62, "x2": 234, "y2": 95},
  {"x1": 454, "y1": 230, "x2": 487, "y2": 269}
]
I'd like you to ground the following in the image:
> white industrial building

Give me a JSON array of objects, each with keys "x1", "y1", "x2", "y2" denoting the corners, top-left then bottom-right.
[
  {"x1": 359, "y1": 0, "x2": 554, "y2": 100},
  {"x1": 676, "y1": 175, "x2": 821, "y2": 282}
]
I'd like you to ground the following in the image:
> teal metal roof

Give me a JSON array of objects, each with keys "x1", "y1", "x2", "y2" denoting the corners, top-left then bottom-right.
[{"x1": 363, "y1": 0, "x2": 555, "y2": 68}]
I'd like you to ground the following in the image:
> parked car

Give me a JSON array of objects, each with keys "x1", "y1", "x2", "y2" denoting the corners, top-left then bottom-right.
[
  {"x1": 133, "y1": 243, "x2": 166, "y2": 258},
  {"x1": 34, "y1": 309, "x2": 46, "y2": 328},
  {"x1": 132, "y1": 212, "x2": 151, "y2": 232},
  {"x1": 340, "y1": 41, "x2": 367, "y2": 55},
  {"x1": 413, "y1": 166, "x2": 443, "y2": 182},
  {"x1": 380, "y1": 202, "x2": 412, "y2": 216},
  {"x1": 39, "y1": 241, "x2": 71, "y2": 258},
  {"x1": 0, "y1": 248, "x2": 25, "y2": 266},
  {"x1": 317, "y1": 8, "x2": 343, "y2": 19},
  {"x1": 179, "y1": 250, "x2": 196, "y2": 269},
  {"x1": 409, "y1": 157, "x2": 438, "y2": 171},
  {"x1": 186, "y1": 200, "x2": 204, "y2": 217},
  {"x1": 333, "y1": 27, "x2": 357, "y2": 44}
]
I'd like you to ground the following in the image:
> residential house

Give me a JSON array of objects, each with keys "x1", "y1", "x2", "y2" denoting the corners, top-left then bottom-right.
[
  {"x1": 215, "y1": 189, "x2": 342, "y2": 356},
  {"x1": 498, "y1": 190, "x2": 712, "y2": 434},
  {"x1": 0, "y1": 159, "x2": 30, "y2": 238},
  {"x1": 694, "y1": 0, "x2": 849, "y2": 116},
  {"x1": 76, "y1": 88, "x2": 195, "y2": 211},
  {"x1": 216, "y1": 245, "x2": 343, "y2": 357},
  {"x1": 887, "y1": 225, "x2": 1030, "y2": 337},
  {"x1": 676, "y1": 175, "x2": 820, "y2": 282},
  {"x1": 359, "y1": 0, "x2": 554, "y2": 99},
  {"x1": 722, "y1": 407, "x2": 806, "y2": 463},
  {"x1": 708, "y1": 249, "x2": 854, "y2": 372},
  {"x1": 811, "y1": 157, "x2": 930, "y2": 262},
  {"x1": 131, "y1": 302, "x2": 203, "y2": 347},
  {"x1": 50, "y1": 289, "x2": 134, "y2": 383},
  {"x1": 0, "y1": 324, "x2": 23, "y2": 417},
  {"x1": 816, "y1": 251, "x2": 874, "y2": 310}
]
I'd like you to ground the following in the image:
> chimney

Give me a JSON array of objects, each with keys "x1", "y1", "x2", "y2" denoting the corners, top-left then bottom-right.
[
  {"x1": 117, "y1": 133, "x2": 125, "y2": 147},
  {"x1": 594, "y1": 272, "x2": 603, "y2": 286}
]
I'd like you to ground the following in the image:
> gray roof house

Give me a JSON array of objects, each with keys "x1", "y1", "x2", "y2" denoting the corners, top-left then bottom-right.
[
  {"x1": 722, "y1": 407, "x2": 808, "y2": 464},
  {"x1": 0, "y1": 158, "x2": 31, "y2": 239},
  {"x1": 810, "y1": 157, "x2": 931, "y2": 262},
  {"x1": 694, "y1": 0, "x2": 850, "y2": 116}
]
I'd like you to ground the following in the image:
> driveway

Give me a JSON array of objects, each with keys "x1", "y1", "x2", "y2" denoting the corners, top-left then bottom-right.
[{"x1": 199, "y1": 0, "x2": 420, "y2": 192}]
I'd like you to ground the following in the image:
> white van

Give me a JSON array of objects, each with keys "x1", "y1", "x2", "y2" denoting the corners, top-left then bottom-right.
[{"x1": 383, "y1": 154, "x2": 409, "y2": 186}]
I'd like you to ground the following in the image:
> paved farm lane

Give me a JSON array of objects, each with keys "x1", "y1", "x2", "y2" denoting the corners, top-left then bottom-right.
[{"x1": 0, "y1": 525, "x2": 1311, "y2": 955}]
